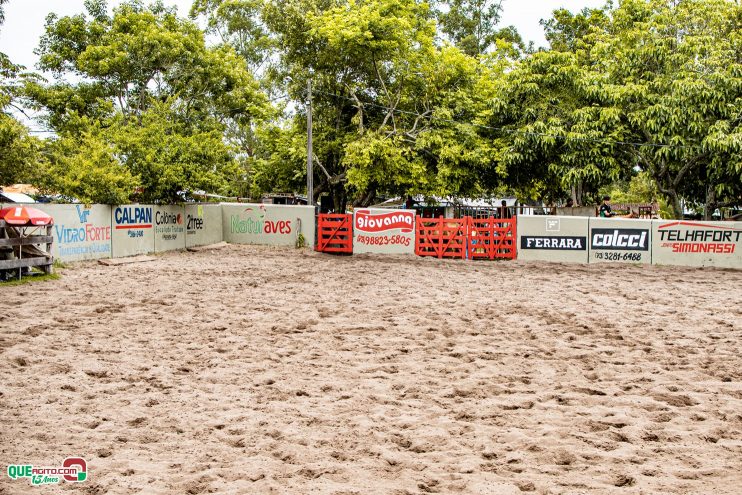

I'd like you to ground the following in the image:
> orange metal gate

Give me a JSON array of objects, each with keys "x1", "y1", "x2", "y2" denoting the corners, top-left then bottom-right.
[
  {"x1": 414, "y1": 217, "x2": 467, "y2": 259},
  {"x1": 468, "y1": 217, "x2": 516, "y2": 260},
  {"x1": 316, "y1": 214, "x2": 353, "y2": 254},
  {"x1": 415, "y1": 216, "x2": 516, "y2": 260}
]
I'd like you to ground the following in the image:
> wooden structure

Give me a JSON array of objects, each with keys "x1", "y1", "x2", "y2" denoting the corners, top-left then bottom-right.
[
  {"x1": 0, "y1": 219, "x2": 54, "y2": 279},
  {"x1": 415, "y1": 216, "x2": 516, "y2": 260},
  {"x1": 316, "y1": 213, "x2": 353, "y2": 254},
  {"x1": 415, "y1": 217, "x2": 468, "y2": 259}
]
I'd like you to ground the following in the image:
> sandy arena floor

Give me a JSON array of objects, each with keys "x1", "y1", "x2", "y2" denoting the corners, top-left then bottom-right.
[{"x1": 1, "y1": 245, "x2": 741, "y2": 494}]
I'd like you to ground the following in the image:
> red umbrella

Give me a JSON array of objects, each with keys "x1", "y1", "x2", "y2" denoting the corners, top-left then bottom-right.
[{"x1": 0, "y1": 206, "x2": 54, "y2": 226}]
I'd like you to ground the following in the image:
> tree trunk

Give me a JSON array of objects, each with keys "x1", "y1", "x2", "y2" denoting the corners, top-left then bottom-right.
[
  {"x1": 669, "y1": 191, "x2": 683, "y2": 220},
  {"x1": 704, "y1": 184, "x2": 716, "y2": 221}
]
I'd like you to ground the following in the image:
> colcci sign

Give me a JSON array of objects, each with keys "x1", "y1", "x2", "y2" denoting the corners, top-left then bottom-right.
[
  {"x1": 591, "y1": 228, "x2": 649, "y2": 251},
  {"x1": 230, "y1": 206, "x2": 292, "y2": 234},
  {"x1": 658, "y1": 221, "x2": 740, "y2": 254},
  {"x1": 355, "y1": 210, "x2": 415, "y2": 233}
]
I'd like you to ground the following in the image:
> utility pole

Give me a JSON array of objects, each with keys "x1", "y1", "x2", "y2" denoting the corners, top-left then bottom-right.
[{"x1": 306, "y1": 78, "x2": 313, "y2": 206}]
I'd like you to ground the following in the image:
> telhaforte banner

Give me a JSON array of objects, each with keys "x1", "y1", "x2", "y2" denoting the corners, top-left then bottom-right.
[
  {"x1": 588, "y1": 218, "x2": 652, "y2": 264},
  {"x1": 32, "y1": 204, "x2": 112, "y2": 262},
  {"x1": 517, "y1": 216, "x2": 589, "y2": 263},
  {"x1": 222, "y1": 203, "x2": 316, "y2": 248},
  {"x1": 111, "y1": 204, "x2": 155, "y2": 258},
  {"x1": 353, "y1": 208, "x2": 416, "y2": 255},
  {"x1": 185, "y1": 204, "x2": 223, "y2": 248},
  {"x1": 153, "y1": 205, "x2": 186, "y2": 252},
  {"x1": 652, "y1": 220, "x2": 742, "y2": 268}
]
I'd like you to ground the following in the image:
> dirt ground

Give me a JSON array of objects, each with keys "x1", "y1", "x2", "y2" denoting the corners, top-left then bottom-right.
[{"x1": 1, "y1": 244, "x2": 741, "y2": 494}]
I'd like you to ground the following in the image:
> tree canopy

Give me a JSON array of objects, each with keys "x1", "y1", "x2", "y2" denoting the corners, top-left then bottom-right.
[{"x1": 2, "y1": 0, "x2": 738, "y2": 216}]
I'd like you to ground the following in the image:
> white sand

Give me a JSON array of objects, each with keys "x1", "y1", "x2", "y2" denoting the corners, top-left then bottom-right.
[{"x1": 1, "y1": 245, "x2": 741, "y2": 494}]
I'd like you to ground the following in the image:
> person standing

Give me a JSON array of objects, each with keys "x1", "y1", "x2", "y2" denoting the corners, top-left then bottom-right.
[{"x1": 500, "y1": 200, "x2": 512, "y2": 219}]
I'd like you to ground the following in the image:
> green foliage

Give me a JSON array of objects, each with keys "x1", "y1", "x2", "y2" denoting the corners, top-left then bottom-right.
[
  {"x1": 434, "y1": 0, "x2": 523, "y2": 56},
  {"x1": 2, "y1": 0, "x2": 737, "y2": 217},
  {"x1": 600, "y1": 172, "x2": 659, "y2": 205},
  {"x1": 41, "y1": 126, "x2": 138, "y2": 204},
  {"x1": 606, "y1": 0, "x2": 741, "y2": 217},
  {"x1": 0, "y1": 271, "x2": 61, "y2": 286},
  {"x1": 0, "y1": 0, "x2": 43, "y2": 187},
  {"x1": 28, "y1": 0, "x2": 270, "y2": 203},
  {"x1": 295, "y1": 232, "x2": 306, "y2": 249},
  {"x1": 0, "y1": 114, "x2": 40, "y2": 185}
]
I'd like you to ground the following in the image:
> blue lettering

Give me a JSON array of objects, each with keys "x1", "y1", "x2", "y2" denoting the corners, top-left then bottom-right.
[{"x1": 115, "y1": 207, "x2": 152, "y2": 225}]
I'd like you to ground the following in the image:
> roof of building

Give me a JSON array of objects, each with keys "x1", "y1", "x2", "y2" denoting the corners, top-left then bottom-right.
[{"x1": 0, "y1": 191, "x2": 36, "y2": 203}]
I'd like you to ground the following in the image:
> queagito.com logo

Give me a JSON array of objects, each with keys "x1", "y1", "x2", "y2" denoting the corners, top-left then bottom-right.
[{"x1": 6, "y1": 457, "x2": 87, "y2": 486}]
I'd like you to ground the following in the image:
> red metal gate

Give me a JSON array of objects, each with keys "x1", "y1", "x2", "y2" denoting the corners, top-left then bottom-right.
[
  {"x1": 316, "y1": 214, "x2": 353, "y2": 254},
  {"x1": 415, "y1": 217, "x2": 467, "y2": 259},
  {"x1": 468, "y1": 217, "x2": 516, "y2": 260}
]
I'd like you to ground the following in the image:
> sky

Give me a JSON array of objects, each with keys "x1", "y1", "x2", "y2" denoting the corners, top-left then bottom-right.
[{"x1": 0, "y1": 0, "x2": 608, "y2": 72}]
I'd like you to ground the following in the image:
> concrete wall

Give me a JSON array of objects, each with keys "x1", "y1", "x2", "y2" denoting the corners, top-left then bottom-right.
[
  {"x1": 34, "y1": 204, "x2": 113, "y2": 262},
  {"x1": 185, "y1": 204, "x2": 223, "y2": 248},
  {"x1": 517, "y1": 216, "x2": 590, "y2": 264},
  {"x1": 3, "y1": 203, "x2": 113, "y2": 262},
  {"x1": 555, "y1": 206, "x2": 596, "y2": 217},
  {"x1": 222, "y1": 203, "x2": 315, "y2": 248},
  {"x1": 111, "y1": 205, "x2": 155, "y2": 258},
  {"x1": 153, "y1": 205, "x2": 186, "y2": 252},
  {"x1": 588, "y1": 218, "x2": 652, "y2": 264},
  {"x1": 5, "y1": 202, "x2": 739, "y2": 269},
  {"x1": 652, "y1": 220, "x2": 742, "y2": 268},
  {"x1": 353, "y1": 208, "x2": 415, "y2": 255}
]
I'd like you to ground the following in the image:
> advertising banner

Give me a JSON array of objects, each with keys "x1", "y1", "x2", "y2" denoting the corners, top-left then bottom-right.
[
  {"x1": 652, "y1": 220, "x2": 741, "y2": 268},
  {"x1": 517, "y1": 216, "x2": 589, "y2": 263},
  {"x1": 588, "y1": 218, "x2": 652, "y2": 264},
  {"x1": 30, "y1": 204, "x2": 112, "y2": 262},
  {"x1": 185, "y1": 204, "x2": 223, "y2": 248},
  {"x1": 111, "y1": 204, "x2": 155, "y2": 258},
  {"x1": 222, "y1": 203, "x2": 315, "y2": 248},
  {"x1": 353, "y1": 208, "x2": 415, "y2": 255},
  {"x1": 153, "y1": 205, "x2": 186, "y2": 252}
]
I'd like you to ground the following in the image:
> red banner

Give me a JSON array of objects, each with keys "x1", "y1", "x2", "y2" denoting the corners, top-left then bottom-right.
[{"x1": 355, "y1": 210, "x2": 415, "y2": 233}]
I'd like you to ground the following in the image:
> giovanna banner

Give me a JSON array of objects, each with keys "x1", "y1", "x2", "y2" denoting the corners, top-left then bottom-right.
[
  {"x1": 353, "y1": 208, "x2": 416, "y2": 255},
  {"x1": 6, "y1": 457, "x2": 87, "y2": 486}
]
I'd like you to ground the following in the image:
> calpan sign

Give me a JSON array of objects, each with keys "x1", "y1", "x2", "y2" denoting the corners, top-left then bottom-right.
[{"x1": 353, "y1": 208, "x2": 415, "y2": 255}]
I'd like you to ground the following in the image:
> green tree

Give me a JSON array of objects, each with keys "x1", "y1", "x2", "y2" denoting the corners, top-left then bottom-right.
[
  {"x1": 0, "y1": 0, "x2": 42, "y2": 186},
  {"x1": 482, "y1": 0, "x2": 741, "y2": 215},
  {"x1": 593, "y1": 0, "x2": 741, "y2": 218},
  {"x1": 40, "y1": 127, "x2": 138, "y2": 204},
  {"x1": 434, "y1": 0, "x2": 524, "y2": 56},
  {"x1": 29, "y1": 0, "x2": 270, "y2": 203}
]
